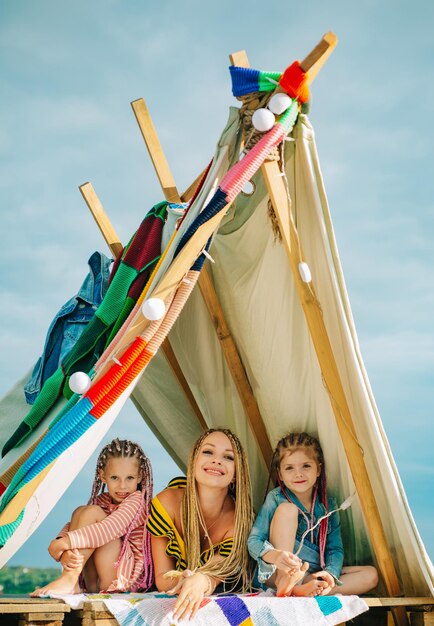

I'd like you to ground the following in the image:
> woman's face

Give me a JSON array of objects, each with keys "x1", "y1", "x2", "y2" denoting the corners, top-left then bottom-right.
[{"x1": 194, "y1": 431, "x2": 236, "y2": 489}]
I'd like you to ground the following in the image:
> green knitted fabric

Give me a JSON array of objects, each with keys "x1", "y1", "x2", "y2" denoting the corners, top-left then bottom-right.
[
  {"x1": 2, "y1": 201, "x2": 168, "y2": 457},
  {"x1": 258, "y1": 71, "x2": 282, "y2": 92}
]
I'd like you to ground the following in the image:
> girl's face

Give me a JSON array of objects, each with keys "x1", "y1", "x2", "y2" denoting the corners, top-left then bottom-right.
[
  {"x1": 278, "y1": 448, "x2": 320, "y2": 498},
  {"x1": 194, "y1": 431, "x2": 236, "y2": 489},
  {"x1": 99, "y1": 457, "x2": 142, "y2": 504}
]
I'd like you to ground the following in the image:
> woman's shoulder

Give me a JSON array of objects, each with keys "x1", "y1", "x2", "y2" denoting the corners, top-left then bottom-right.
[
  {"x1": 166, "y1": 476, "x2": 187, "y2": 489},
  {"x1": 154, "y1": 477, "x2": 186, "y2": 512}
]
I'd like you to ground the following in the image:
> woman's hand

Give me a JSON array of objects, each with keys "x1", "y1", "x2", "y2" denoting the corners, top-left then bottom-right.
[
  {"x1": 166, "y1": 569, "x2": 194, "y2": 595},
  {"x1": 172, "y1": 571, "x2": 211, "y2": 621},
  {"x1": 60, "y1": 549, "x2": 84, "y2": 571},
  {"x1": 48, "y1": 537, "x2": 70, "y2": 562},
  {"x1": 312, "y1": 570, "x2": 335, "y2": 595},
  {"x1": 274, "y1": 550, "x2": 302, "y2": 573}
]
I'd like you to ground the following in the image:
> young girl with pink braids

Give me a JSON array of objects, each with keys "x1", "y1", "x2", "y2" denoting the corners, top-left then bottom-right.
[
  {"x1": 31, "y1": 438, "x2": 153, "y2": 596},
  {"x1": 248, "y1": 432, "x2": 378, "y2": 597}
]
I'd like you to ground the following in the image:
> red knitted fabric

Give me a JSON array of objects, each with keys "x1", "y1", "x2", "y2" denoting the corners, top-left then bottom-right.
[{"x1": 279, "y1": 61, "x2": 309, "y2": 103}]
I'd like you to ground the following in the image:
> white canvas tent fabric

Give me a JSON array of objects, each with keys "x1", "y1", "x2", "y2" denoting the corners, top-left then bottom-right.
[
  {"x1": 130, "y1": 114, "x2": 434, "y2": 596},
  {"x1": 0, "y1": 102, "x2": 432, "y2": 598}
]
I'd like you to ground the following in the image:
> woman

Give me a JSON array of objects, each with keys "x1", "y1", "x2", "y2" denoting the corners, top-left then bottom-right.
[{"x1": 147, "y1": 428, "x2": 253, "y2": 621}]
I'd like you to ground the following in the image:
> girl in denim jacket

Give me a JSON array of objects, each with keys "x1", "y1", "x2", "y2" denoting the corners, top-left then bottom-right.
[{"x1": 248, "y1": 432, "x2": 378, "y2": 597}]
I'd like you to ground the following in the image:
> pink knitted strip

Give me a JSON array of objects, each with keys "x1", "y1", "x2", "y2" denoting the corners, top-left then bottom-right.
[
  {"x1": 90, "y1": 273, "x2": 198, "y2": 418},
  {"x1": 145, "y1": 270, "x2": 199, "y2": 353},
  {"x1": 220, "y1": 124, "x2": 286, "y2": 201}
]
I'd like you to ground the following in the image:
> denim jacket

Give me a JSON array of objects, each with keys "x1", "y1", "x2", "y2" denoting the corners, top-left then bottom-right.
[
  {"x1": 247, "y1": 486, "x2": 344, "y2": 583},
  {"x1": 24, "y1": 251, "x2": 112, "y2": 404}
]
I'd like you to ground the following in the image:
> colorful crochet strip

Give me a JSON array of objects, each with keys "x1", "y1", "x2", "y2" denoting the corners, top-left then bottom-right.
[
  {"x1": 230, "y1": 63, "x2": 309, "y2": 103},
  {"x1": 0, "y1": 73, "x2": 300, "y2": 546},
  {"x1": 1, "y1": 202, "x2": 168, "y2": 460}
]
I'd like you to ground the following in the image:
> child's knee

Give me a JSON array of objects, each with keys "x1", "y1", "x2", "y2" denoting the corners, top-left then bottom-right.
[
  {"x1": 75, "y1": 504, "x2": 106, "y2": 521},
  {"x1": 274, "y1": 502, "x2": 298, "y2": 521},
  {"x1": 71, "y1": 505, "x2": 88, "y2": 518},
  {"x1": 365, "y1": 565, "x2": 379, "y2": 589}
]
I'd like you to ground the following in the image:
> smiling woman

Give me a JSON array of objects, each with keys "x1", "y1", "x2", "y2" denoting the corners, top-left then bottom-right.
[{"x1": 147, "y1": 428, "x2": 253, "y2": 622}]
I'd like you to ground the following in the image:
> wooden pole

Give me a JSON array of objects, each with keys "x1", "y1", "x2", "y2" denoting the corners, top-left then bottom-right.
[
  {"x1": 230, "y1": 43, "x2": 408, "y2": 622},
  {"x1": 131, "y1": 99, "x2": 180, "y2": 203},
  {"x1": 79, "y1": 182, "x2": 124, "y2": 259},
  {"x1": 132, "y1": 98, "x2": 272, "y2": 469}
]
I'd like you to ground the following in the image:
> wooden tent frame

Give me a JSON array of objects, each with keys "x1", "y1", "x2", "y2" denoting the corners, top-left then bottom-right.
[{"x1": 76, "y1": 33, "x2": 433, "y2": 626}]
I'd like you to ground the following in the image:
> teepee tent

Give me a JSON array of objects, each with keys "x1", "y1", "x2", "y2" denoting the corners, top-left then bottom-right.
[{"x1": 0, "y1": 34, "x2": 432, "y2": 624}]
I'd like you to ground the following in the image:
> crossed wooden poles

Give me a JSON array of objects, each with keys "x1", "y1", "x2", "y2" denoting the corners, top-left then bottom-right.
[{"x1": 79, "y1": 33, "x2": 409, "y2": 626}]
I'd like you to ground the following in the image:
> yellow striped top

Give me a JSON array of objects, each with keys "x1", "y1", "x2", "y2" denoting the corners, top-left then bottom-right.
[{"x1": 146, "y1": 477, "x2": 233, "y2": 571}]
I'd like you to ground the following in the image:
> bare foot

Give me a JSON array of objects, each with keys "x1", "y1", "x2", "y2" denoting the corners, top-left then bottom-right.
[
  {"x1": 291, "y1": 577, "x2": 328, "y2": 598},
  {"x1": 30, "y1": 571, "x2": 82, "y2": 597},
  {"x1": 276, "y1": 561, "x2": 309, "y2": 597}
]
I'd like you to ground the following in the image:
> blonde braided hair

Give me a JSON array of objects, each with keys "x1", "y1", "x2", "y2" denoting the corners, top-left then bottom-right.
[{"x1": 181, "y1": 428, "x2": 253, "y2": 591}]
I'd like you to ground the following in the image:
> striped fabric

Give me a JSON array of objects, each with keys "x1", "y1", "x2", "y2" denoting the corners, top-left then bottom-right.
[
  {"x1": 147, "y1": 477, "x2": 234, "y2": 570},
  {"x1": 61, "y1": 491, "x2": 148, "y2": 592}
]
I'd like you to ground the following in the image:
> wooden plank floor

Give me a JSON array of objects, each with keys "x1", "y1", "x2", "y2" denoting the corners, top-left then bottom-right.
[
  {"x1": 0, "y1": 595, "x2": 71, "y2": 626},
  {"x1": 0, "y1": 595, "x2": 432, "y2": 625}
]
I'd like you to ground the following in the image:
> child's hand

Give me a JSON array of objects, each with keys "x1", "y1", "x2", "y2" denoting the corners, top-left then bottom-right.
[
  {"x1": 60, "y1": 549, "x2": 84, "y2": 571},
  {"x1": 48, "y1": 537, "x2": 70, "y2": 562},
  {"x1": 312, "y1": 570, "x2": 335, "y2": 595},
  {"x1": 274, "y1": 550, "x2": 302, "y2": 573}
]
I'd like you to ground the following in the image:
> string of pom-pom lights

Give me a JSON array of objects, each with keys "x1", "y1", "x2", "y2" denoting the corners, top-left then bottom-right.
[
  {"x1": 141, "y1": 297, "x2": 166, "y2": 321},
  {"x1": 294, "y1": 492, "x2": 356, "y2": 563},
  {"x1": 67, "y1": 298, "x2": 166, "y2": 396},
  {"x1": 69, "y1": 371, "x2": 92, "y2": 395},
  {"x1": 251, "y1": 92, "x2": 293, "y2": 133}
]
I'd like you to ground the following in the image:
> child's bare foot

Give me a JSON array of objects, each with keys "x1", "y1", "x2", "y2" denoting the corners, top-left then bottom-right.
[
  {"x1": 30, "y1": 571, "x2": 82, "y2": 597},
  {"x1": 276, "y1": 561, "x2": 309, "y2": 597},
  {"x1": 291, "y1": 577, "x2": 328, "y2": 597}
]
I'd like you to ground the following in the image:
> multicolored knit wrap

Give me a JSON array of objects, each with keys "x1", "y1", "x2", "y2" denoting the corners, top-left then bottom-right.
[
  {"x1": 0, "y1": 64, "x2": 302, "y2": 547},
  {"x1": 230, "y1": 62, "x2": 309, "y2": 103}
]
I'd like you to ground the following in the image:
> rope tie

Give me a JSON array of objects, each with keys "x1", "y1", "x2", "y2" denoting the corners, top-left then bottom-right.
[
  {"x1": 237, "y1": 91, "x2": 285, "y2": 240},
  {"x1": 238, "y1": 91, "x2": 280, "y2": 161}
]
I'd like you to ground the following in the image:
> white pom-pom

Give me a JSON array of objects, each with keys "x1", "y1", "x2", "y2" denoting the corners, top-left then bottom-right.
[
  {"x1": 141, "y1": 297, "x2": 165, "y2": 321},
  {"x1": 298, "y1": 262, "x2": 312, "y2": 283},
  {"x1": 268, "y1": 93, "x2": 292, "y2": 115},
  {"x1": 69, "y1": 371, "x2": 91, "y2": 395},
  {"x1": 252, "y1": 108, "x2": 275, "y2": 132}
]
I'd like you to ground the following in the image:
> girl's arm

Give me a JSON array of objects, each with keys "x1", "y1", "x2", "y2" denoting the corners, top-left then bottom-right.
[
  {"x1": 48, "y1": 523, "x2": 71, "y2": 561},
  {"x1": 248, "y1": 492, "x2": 300, "y2": 581},
  {"x1": 247, "y1": 492, "x2": 275, "y2": 561},
  {"x1": 67, "y1": 491, "x2": 143, "y2": 550}
]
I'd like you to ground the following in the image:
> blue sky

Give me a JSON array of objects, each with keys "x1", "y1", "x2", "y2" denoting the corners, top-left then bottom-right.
[{"x1": 0, "y1": 0, "x2": 433, "y2": 567}]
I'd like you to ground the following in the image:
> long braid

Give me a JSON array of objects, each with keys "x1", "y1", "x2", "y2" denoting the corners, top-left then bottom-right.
[
  {"x1": 182, "y1": 428, "x2": 253, "y2": 591},
  {"x1": 272, "y1": 432, "x2": 328, "y2": 569},
  {"x1": 90, "y1": 438, "x2": 154, "y2": 591}
]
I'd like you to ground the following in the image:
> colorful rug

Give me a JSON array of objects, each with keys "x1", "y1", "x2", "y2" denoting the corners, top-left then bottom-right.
[{"x1": 54, "y1": 591, "x2": 369, "y2": 625}]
